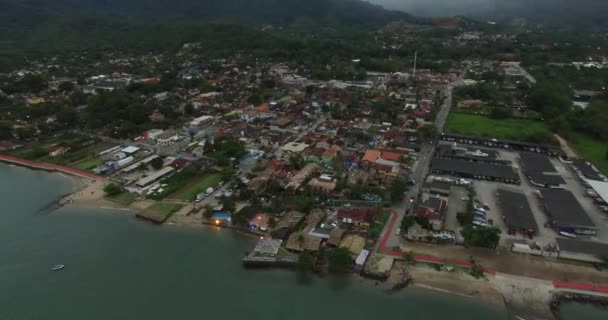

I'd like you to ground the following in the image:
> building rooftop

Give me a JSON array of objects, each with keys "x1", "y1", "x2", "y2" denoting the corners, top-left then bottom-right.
[
  {"x1": 571, "y1": 159, "x2": 605, "y2": 181},
  {"x1": 496, "y1": 189, "x2": 538, "y2": 232},
  {"x1": 431, "y1": 158, "x2": 519, "y2": 182},
  {"x1": 253, "y1": 238, "x2": 282, "y2": 256},
  {"x1": 337, "y1": 207, "x2": 377, "y2": 224},
  {"x1": 587, "y1": 180, "x2": 608, "y2": 205},
  {"x1": 540, "y1": 189, "x2": 595, "y2": 229},
  {"x1": 557, "y1": 238, "x2": 608, "y2": 257}
]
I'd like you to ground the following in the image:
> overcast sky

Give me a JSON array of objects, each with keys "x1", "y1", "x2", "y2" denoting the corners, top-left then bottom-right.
[{"x1": 367, "y1": 0, "x2": 497, "y2": 16}]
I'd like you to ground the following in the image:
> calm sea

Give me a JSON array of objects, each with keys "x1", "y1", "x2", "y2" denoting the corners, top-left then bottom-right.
[{"x1": 0, "y1": 164, "x2": 604, "y2": 320}]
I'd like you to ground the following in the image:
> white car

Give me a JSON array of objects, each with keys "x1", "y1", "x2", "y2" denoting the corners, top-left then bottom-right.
[{"x1": 396, "y1": 228, "x2": 401, "y2": 236}]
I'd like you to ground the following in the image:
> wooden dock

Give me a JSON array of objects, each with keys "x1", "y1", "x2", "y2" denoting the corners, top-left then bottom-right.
[{"x1": 242, "y1": 255, "x2": 297, "y2": 268}]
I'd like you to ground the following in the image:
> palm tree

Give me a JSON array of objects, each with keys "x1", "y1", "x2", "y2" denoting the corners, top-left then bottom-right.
[
  {"x1": 297, "y1": 234, "x2": 305, "y2": 248},
  {"x1": 139, "y1": 162, "x2": 149, "y2": 176}
]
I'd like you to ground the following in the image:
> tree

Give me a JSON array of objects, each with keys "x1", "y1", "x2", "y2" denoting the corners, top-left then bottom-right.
[
  {"x1": 415, "y1": 216, "x2": 432, "y2": 230},
  {"x1": 150, "y1": 157, "x2": 164, "y2": 170},
  {"x1": 268, "y1": 217, "x2": 277, "y2": 229},
  {"x1": 292, "y1": 195, "x2": 313, "y2": 213},
  {"x1": 220, "y1": 196, "x2": 236, "y2": 213},
  {"x1": 327, "y1": 247, "x2": 353, "y2": 273},
  {"x1": 489, "y1": 107, "x2": 511, "y2": 119},
  {"x1": 417, "y1": 124, "x2": 439, "y2": 142},
  {"x1": 297, "y1": 251, "x2": 314, "y2": 275},
  {"x1": 184, "y1": 103, "x2": 194, "y2": 115},
  {"x1": 0, "y1": 121, "x2": 13, "y2": 139},
  {"x1": 403, "y1": 251, "x2": 415, "y2": 265},
  {"x1": 202, "y1": 205, "x2": 214, "y2": 219},
  {"x1": 58, "y1": 81, "x2": 74, "y2": 92},
  {"x1": 138, "y1": 162, "x2": 149, "y2": 176},
  {"x1": 390, "y1": 177, "x2": 408, "y2": 203},
  {"x1": 57, "y1": 107, "x2": 78, "y2": 126},
  {"x1": 461, "y1": 226, "x2": 501, "y2": 249},
  {"x1": 402, "y1": 216, "x2": 415, "y2": 232},
  {"x1": 103, "y1": 183, "x2": 122, "y2": 196}
]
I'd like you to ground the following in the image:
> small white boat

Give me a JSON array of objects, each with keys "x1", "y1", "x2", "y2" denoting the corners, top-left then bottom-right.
[{"x1": 51, "y1": 264, "x2": 65, "y2": 271}]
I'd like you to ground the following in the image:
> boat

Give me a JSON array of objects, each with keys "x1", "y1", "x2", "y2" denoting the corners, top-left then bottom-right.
[{"x1": 51, "y1": 264, "x2": 65, "y2": 271}]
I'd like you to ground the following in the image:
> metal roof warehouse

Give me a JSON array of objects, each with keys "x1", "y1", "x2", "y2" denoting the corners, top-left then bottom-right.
[
  {"x1": 496, "y1": 189, "x2": 538, "y2": 235},
  {"x1": 557, "y1": 238, "x2": 608, "y2": 263},
  {"x1": 539, "y1": 189, "x2": 596, "y2": 234},
  {"x1": 430, "y1": 158, "x2": 520, "y2": 184},
  {"x1": 519, "y1": 152, "x2": 565, "y2": 188}
]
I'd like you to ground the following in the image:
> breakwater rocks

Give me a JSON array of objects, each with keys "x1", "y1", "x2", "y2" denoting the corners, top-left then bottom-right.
[{"x1": 551, "y1": 292, "x2": 608, "y2": 319}]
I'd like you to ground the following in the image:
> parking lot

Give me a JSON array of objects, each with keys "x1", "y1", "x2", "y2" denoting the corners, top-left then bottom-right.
[
  {"x1": 425, "y1": 146, "x2": 608, "y2": 248},
  {"x1": 550, "y1": 158, "x2": 608, "y2": 242},
  {"x1": 444, "y1": 185, "x2": 467, "y2": 243}
]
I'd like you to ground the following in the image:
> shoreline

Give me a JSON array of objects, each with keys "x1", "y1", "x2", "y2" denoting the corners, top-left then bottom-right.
[{"x1": 4, "y1": 162, "x2": 608, "y2": 318}]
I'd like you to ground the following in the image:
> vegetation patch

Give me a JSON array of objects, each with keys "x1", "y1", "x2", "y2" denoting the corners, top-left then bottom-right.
[
  {"x1": 73, "y1": 157, "x2": 103, "y2": 172},
  {"x1": 445, "y1": 112, "x2": 555, "y2": 144},
  {"x1": 169, "y1": 174, "x2": 222, "y2": 201},
  {"x1": 143, "y1": 203, "x2": 184, "y2": 222},
  {"x1": 107, "y1": 191, "x2": 137, "y2": 205},
  {"x1": 570, "y1": 133, "x2": 608, "y2": 176},
  {"x1": 368, "y1": 209, "x2": 390, "y2": 240}
]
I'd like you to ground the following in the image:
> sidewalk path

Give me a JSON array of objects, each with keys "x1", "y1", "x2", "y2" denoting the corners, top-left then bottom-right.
[{"x1": 0, "y1": 154, "x2": 101, "y2": 180}]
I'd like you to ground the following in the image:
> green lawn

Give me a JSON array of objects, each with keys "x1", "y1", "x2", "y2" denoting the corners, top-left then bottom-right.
[
  {"x1": 140, "y1": 202, "x2": 185, "y2": 222},
  {"x1": 171, "y1": 174, "x2": 222, "y2": 201},
  {"x1": 73, "y1": 158, "x2": 103, "y2": 172},
  {"x1": 369, "y1": 211, "x2": 390, "y2": 240},
  {"x1": 107, "y1": 191, "x2": 138, "y2": 205},
  {"x1": 570, "y1": 133, "x2": 608, "y2": 175},
  {"x1": 445, "y1": 113, "x2": 554, "y2": 144}
]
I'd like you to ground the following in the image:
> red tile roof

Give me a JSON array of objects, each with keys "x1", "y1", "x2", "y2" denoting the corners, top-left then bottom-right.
[
  {"x1": 415, "y1": 207, "x2": 444, "y2": 221},
  {"x1": 255, "y1": 104, "x2": 270, "y2": 113},
  {"x1": 170, "y1": 158, "x2": 191, "y2": 171},
  {"x1": 337, "y1": 208, "x2": 377, "y2": 223}
]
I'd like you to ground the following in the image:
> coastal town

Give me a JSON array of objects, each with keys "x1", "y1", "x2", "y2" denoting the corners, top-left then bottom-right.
[{"x1": 2, "y1": 18, "x2": 608, "y2": 320}]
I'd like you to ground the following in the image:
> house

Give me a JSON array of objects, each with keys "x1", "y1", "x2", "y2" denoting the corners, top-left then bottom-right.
[
  {"x1": 48, "y1": 146, "x2": 69, "y2": 157},
  {"x1": 249, "y1": 213, "x2": 271, "y2": 231},
  {"x1": 306, "y1": 147, "x2": 326, "y2": 163},
  {"x1": 337, "y1": 208, "x2": 377, "y2": 232},
  {"x1": 154, "y1": 130, "x2": 179, "y2": 146},
  {"x1": 281, "y1": 142, "x2": 310, "y2": 154},
  {"x1": 189, "y1": 115, "x2": 214, "y2": 128},
  {"x1": 169, "y1": 158, "x2": 191, "y2": 172},
  {"x1": 355, "y1": 249, "x2": 370, "y2": 270},
  {"x1": 252, "y1": 238, "x2": 282, "y2": 257},
  {"x1": 149, "y1": 110, "x2": 165, "y2": 122},
  {"x1": 271, "y1": 211, "x2": 306, "y2": 240},
  {"x1": 286, "y1": 163, "x2": 319, "y2": 190},
  {"x1": 327, "y1": 228, "x2": 345, "y2": 246},
  {"x1": 415, "y1": 197, "x2": 447, "y2": 230},
  {"x1": 26, "y1": 98, "x2": 45, "y2": 105},
  {"x1": 361, "y1": 149, "x2": 403, "y2": 168},
  {"x1": 308, "y1": 174, "x2": 336, "y2": 193},
  {"x1": 321, "y1": 147, "x2": 339, "y2": 164}
]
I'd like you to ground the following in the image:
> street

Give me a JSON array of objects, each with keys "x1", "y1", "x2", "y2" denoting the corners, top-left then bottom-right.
[{"x1": 375, "y1": 79, "x2": 457, "y2": 252}]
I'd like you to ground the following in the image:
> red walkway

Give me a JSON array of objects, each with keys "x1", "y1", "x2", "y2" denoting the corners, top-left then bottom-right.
[
  {"x1": 553, "y1": 281, "x2": 608, "y2": 294},
  {"x1": 379, "y1": 211, "x2": 608, "y2": 292},
  {"x1": 0, "y1": 154, "x2": 101, "y2": 180}
]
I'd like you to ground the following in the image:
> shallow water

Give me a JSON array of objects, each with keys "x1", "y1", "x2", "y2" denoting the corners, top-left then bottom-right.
[{"x1": 0, "y1": 164, "x2": 603, "y2": 319}]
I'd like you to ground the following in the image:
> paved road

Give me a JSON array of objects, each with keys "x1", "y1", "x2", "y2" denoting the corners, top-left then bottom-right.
[{"x1": 376, "y1": 78, "x2": 458, "y2": 252}]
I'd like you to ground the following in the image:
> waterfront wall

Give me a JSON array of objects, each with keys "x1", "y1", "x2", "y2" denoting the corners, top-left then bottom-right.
[{"x1": 0, "y1": 154, "x2": 101, "y2": 181}]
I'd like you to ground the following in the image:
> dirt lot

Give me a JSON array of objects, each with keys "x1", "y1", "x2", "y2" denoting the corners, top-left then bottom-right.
[{"x1": 400, "y1": 241, "x2": 608, "y2": 285}]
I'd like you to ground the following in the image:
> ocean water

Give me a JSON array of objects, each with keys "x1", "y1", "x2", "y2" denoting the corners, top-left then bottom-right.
[{"x1": 0, "y1": 164, "x2": 603, "y2": 320}]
